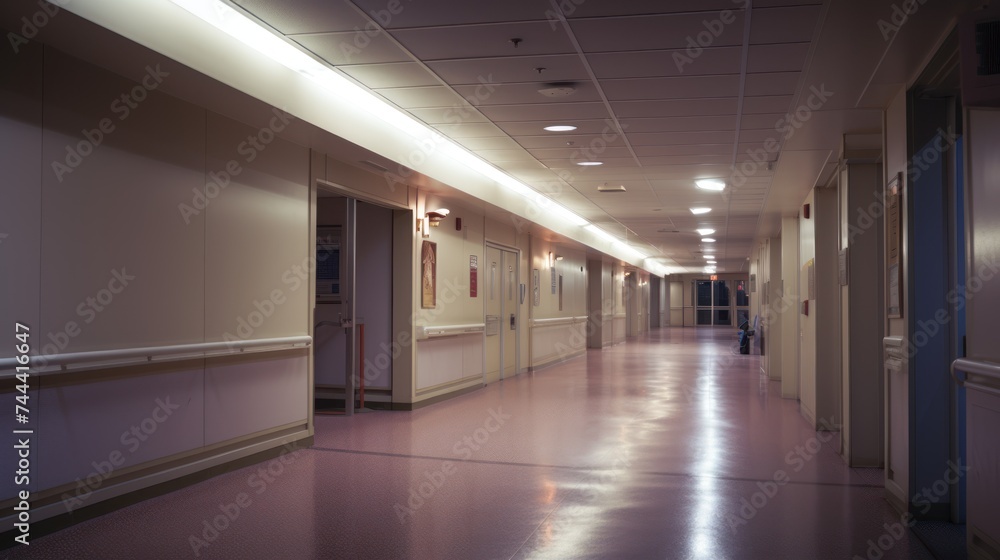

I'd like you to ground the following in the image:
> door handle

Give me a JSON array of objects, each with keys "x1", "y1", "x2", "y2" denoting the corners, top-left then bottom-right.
[{"x1": 510, "y1": 313, "x2": 516, "y2": 330}]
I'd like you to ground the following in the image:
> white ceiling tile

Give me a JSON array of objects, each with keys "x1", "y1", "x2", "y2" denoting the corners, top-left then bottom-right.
[
  {"x1": 626, "y1": 131, "x2": 737, "y2": 146},
  {"x1": 515, "y1": 133, "x2": 629, "y2": 150},
  {"x1": 740, "y1": 113, "x2": 785, "y2": 129},
  {"x1": 571, "y1": 12, "x2": 746, "y2": 52},
  {"x1": 639, "y1": 155, "x2": 733, "y2": 166},
  {"x1": 747, "y1": 43, "x2": 811, "y2": 73},
  {"x1": 569, "y1": 0, "x2": 744, "y2": 17},
  {"x1": 349, "y1": 0, "x2": 554, "y2": 27},
  {"x1": 633, "y1": 144, "x2": 733, "y2": 157},
  {"x1": 749, "y1": 5, "x2": 823, "y2": 44},
  {"x1": 603, "y1": 75, "x2": 742, "y2": 101},
  {"x1": 742, "y1": 95, "x2": 794, "y2": 114},
  {"x1": 495, "y1": 119, "x2": 617, "y2": 136},
  {"x1": 408, "y1": 106, "x2": 490, "y2": 124},
  {"x1": 389, "y1": 22, "x2": 576, "y2": 60},
  {"x1": 612, "y1": 98, "x2": 738, "y2": 118},
  {"x1": 374, "y1": 85, "x2": 466, "y2": 108},
  {"x1": 427, "y1": 54, "x2": 588, "y2": 85},
  {"x1": 456, "y1": 136, "x2": 526, "y2": 150},
  {"x1": 479, "y1": 102, "x2": 610, "y2": 122},
  {"x1": 526, "y1": 147, "x2": 635, "y2": 160},
  {"x1": 587, "y1": 48, "x2": 742, "y2": 78},
  {"x1": 234, "y1": 0, "x2": 371, "y2": 34},
  {"x1": 451, "y1": 81, "x2": 602, "y2": 105},
  {"x1": 293, "y1": 32, "x2": 411, "y2": 65},
  {"x1": 432, "y1": 122, "x2": 508, "y2": 137},
  {"x1": 743, "y1": 72, "x2": 801, "y2": 96},
  {"x1": 339, "y1": 62, "x2": 442, "y2": 88},
  {"x1": 619, "y1": 116, "x2": 736, "y2": 133}
]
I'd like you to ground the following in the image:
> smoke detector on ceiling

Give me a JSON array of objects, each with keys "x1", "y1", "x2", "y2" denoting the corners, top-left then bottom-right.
[
  {"x1": 538, "y1": 82, "x2": 578, "y2": 97},
  {"x1": 597, "y1": 183, "x2": 626, "y2": 193}
]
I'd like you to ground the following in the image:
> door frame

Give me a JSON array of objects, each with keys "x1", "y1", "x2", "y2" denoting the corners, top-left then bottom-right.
[
  {"x1": 484, "y1": 241, "x2": 521, "y2": 382},
  {"x1": 313, "y1": 179, "x2": 413, "y2": 413}
]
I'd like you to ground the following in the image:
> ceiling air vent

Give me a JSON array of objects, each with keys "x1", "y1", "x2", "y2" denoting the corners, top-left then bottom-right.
[
  {"x1": 976, "y1": 19, "x2": 1000, "y2": 76},
  {"x1": 538, "y1": 82, "x2": 577, "y2": 97},
  {"x1": 960, "y1": 5, "x2": 1000, "y2": 106}
]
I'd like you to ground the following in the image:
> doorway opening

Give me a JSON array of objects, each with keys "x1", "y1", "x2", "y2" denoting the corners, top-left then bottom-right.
[{"x1": 312, "y1": 182, "x2": 412, "y2": 416}]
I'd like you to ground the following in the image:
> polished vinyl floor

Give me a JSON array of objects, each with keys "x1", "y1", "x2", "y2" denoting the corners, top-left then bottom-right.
[{"x1": 10, "y1": 328, "x2": 942, "y2": 559}]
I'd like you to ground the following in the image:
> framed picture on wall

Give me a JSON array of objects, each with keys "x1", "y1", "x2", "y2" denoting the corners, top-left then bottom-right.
[
  {"x1": 886, "y1": 172, "x2": 903, "y2": 318},
  {"x1": 532, "y1": 269, "x2": 540, "y2": 306},
  {"x1": 421, "y1": 240, "x2": 437, "y2": 308}
]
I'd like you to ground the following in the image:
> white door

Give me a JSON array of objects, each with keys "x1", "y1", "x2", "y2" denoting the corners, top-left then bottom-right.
[{"x1": 485, "y1": 246, "x2": 518, "y2": 384}]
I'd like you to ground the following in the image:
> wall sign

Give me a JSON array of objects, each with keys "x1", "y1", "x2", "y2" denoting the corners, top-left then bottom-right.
[
  {"x1": 470, "y1": 255, "x2": 478, "y2": 298},
  {"x1": 532, "y1": 269, "x2": 540, "y2": 306}
]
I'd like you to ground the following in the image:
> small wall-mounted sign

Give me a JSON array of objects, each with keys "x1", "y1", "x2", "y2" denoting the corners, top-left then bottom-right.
[{"x1": 470, "y1": 255, "x2": 478, "y2": 298}]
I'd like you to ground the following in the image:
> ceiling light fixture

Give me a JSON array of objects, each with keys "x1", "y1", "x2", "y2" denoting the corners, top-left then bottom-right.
[
  {"x1": 702, "y1": 238, "x2": 717, "y2": 243},
  {"x1": 695, "y1": 228, "x2": 715, "y2": 235},
  {"x1": 167, "y1": 0, "x2": 592, "y2": 233},
  {"x1": 690, "y1": 207, "x2": 711, "y2": 215},
  {"x1": 544, "y1": 125, "x2": 577, "y2": 132},
  {"x1": 597, "y1": 183, "x2": 626, "y2": 193},
  {"x1": 696, "y1": 179, "x2": 726, "y2": 191},
  {"x1": 576, "y1": 161, "x2": 603, "y2": 166}
]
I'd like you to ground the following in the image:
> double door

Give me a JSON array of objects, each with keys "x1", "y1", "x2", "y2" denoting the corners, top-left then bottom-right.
[{"x1": 485, "y1": 245, "x2": 518, "y2": 384}]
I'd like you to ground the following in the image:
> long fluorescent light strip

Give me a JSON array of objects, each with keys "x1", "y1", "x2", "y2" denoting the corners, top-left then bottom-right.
[{"x1": 171, "y1": 0, "x2": 586, "y2": 228}]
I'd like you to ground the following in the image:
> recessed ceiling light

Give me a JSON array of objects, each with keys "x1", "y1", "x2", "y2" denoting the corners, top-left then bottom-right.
[
  {"x1": 696, "y1": 179, "x2": 726, "y2": 191},
  {"x1": 690, "y1": 207, "x2": 711, "y2": 215},
  {"x1": 707, "y1": 260, "x2": 717, "y2": 264},
  {"x1": 544, "y1": 125, "x2": 577, "y2": 132},
  {"x1": 702, "y1": 238, "x2": 716, "y2": 243},
  {"x1": 703, "y1": 255, "x2": 715, "y2": 259},
  {"x1": 576, "y1": 161, "x2": 603, "y2": 166},
  {"x1": 696, "y1": 228, "x2": 715, "y2": 235}
]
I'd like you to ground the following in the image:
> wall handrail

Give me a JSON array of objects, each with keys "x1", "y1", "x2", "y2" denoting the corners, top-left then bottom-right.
[
  {"x1": 530, "y1": 316, "x2": 588, "y2": 327},
  {"x1": 952, "y1": 357, "x2": 1000, "y2": 397},
  {"x1": 0, "y1": 336, "x2": 312, "y2": 378},
  {"x1": 417, "y1": 324, "x2": 486, "y2": 340}
]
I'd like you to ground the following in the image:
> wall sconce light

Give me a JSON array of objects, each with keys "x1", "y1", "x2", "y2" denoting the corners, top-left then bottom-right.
[
  {"x1": 419, "y1": 208, "x2": 450, "y2": 237},
  {"x1": 426, "y1": 208, "x2": 450, "y2": 227},
  {"x1": 555, "y1": 255, "x2": 564, "y2": 261}
]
